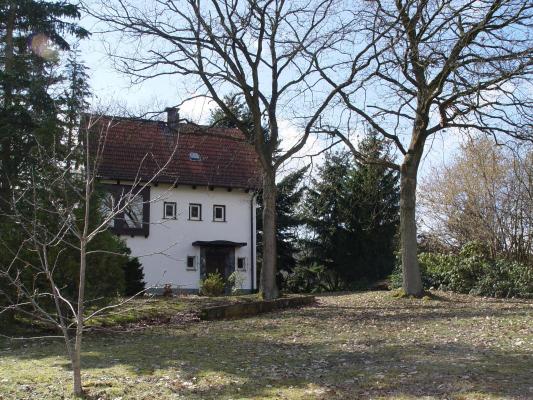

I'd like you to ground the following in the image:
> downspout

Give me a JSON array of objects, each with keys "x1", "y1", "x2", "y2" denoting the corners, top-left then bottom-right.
[{"x1": 250, "y1": 191, "x2": 256, "y2": 292}]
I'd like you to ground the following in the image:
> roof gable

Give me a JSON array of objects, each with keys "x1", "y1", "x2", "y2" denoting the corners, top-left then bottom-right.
[{"x1": 90, "y1": 116, "x2": 262, "y2": 190}]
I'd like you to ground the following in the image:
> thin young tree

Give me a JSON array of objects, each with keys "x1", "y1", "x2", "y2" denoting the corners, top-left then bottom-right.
[
  {"x1": 0, "y1": 113, "x2": 179, "y2": 396},
  {"x1": 317, "y1": 0, "x2": 533, "y2": 296},
  {"x1": 88, "y1": 0, "x2": 369, "y2": 299}
]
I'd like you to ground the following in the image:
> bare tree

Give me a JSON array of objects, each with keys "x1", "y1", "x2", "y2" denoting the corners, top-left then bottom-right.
[
  {"x1": 316, "y1": 0, "x2": 533, "y2": 295},
  {"x1": 88, "y1": 0, "x2": 365, "y2": 299},
  {"x1": 420, "y1": 137, "x2": 533, "y2": 262},
  {"x1": 0, "y1": 113, "x2": 179, "y2": 396}
]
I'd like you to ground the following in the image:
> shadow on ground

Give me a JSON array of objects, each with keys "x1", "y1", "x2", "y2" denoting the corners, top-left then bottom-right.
[{"x1": 2, "y1": 291, "x2": 532, "y2": 399}]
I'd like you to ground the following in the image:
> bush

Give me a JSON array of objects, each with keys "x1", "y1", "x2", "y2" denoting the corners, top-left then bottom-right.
[
  {"x1": 475, "y1": 259, "x2": 533, "y2": 298},
  {"x1": 162, "y1": 283, "x2": 173, "y2": 297},
  {"x1": 390, "y1": 242, "x2": 533, "y2": 298},
  {"x1": 285, "y1": 264, "x2": 346, "y2": 293},
  {"x1": 123, "y1": 256, "x2": 145, "y2": 296},
  {"x1": 200, "y1": 272, "x2": 225, "y2": 296}
]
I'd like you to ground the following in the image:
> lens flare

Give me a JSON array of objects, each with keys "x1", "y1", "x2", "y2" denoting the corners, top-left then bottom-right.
[{"x1": 28, "y1": 33, "x2": 57, "y2": 61}]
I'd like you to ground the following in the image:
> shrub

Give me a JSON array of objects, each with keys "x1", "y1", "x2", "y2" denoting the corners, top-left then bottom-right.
[
  {"x1": 474, "y1": 259, "x2": 532, "y2": 298},
  {"x1": 162, "y1": 283, "x2": 173, "y2": 297},
  {"x1": 390, "y1": 242, "x2": 533, "y2": 298},
  {"x1": 200, "y1": 272, "x2": 225, "y2": 296},
  {"x1": 123, "y1": 256, "x2": 145, "y2": 296},
  {"x1": 285, "y1": 264, "x2": 347, "y2": 293}
]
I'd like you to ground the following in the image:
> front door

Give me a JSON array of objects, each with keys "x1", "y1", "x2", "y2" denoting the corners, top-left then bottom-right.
[
  {"x1": 204, "y1": 247, "x2": 235, "y2": 293},
  {"x1": 205, "y1": 247, "x2": 229, "y2": 277}
]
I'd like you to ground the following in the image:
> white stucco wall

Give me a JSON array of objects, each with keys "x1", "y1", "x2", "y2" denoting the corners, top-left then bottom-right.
[{"x1": 116, "y1": 184, "x2": 257, "y2": 292}]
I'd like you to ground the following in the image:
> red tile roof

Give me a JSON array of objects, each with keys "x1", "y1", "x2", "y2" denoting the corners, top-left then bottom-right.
[{"x1": 90, "y1": 116, "x2": 262, "y2": 189}]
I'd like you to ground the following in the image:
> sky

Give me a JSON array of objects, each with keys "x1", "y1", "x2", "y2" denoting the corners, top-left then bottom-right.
[{"x1": 76, "y1": 10, "x2": 462, "y2": 181}]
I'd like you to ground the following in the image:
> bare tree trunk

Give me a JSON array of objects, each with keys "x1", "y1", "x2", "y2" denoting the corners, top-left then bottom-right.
[
  {"x1": 72, "y1": 238, "x2": 86, "y2": 396},
  {"x1": 0, "y1": 4, "x2": 16, "y2": 207},
  {"x1": 260, "y1": 170, "x2": 279, "y2": 300},
  {"x1": 73, "y1": 163, "x2": 91, "y2": 396},
  {"x1": 400, "y1": 158, "x2": 423, "y2": 297}
]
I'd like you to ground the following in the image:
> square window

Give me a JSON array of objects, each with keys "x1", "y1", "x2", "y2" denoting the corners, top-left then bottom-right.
[
  {"x1": 237, "y1": 257, "x2": 246, "y2": 271},
  {"x1": 213, "y1": 205, "x2": 226, "y2": 222},
  {"x1": 186, "y1": 256, "x2": 196, "y2": 270},
  {"x1": 189, "y1": 203, "x2": 202, "y2": 220},
  {"x1": 163, "y1": 202, "x2": 177, "y2": 219}
]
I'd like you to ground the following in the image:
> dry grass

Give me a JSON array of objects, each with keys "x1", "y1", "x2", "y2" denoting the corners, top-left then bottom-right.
[{"x1": 0, "y1": 291, "x2": 531, "y2": 399}]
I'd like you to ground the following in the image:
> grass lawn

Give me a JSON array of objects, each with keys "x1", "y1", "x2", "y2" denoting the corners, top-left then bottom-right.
[{"x1": 0, "y1": 291, "x2": 532, "y2": 399}]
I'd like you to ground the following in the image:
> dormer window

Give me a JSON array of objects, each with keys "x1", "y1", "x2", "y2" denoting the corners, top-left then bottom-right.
[{"x1": 189, "y1": 152, "x2": 201, "y2": 161}]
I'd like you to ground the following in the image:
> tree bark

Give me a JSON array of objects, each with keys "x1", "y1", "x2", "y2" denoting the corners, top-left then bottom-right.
[
  {"x1": 72, "y1": 238, "x2": 86, "y2": 396},
  {"x1": 72, "y1": 164, "x2": 91, "y2": 396},
  {"x1": 260, "y1": 170, "x2": 279, "y2": 300},
  {"x1": 0, "y1": 4, "x2": 16, "y2": 207},
  {"x1": 400, "y1": 157, "x2": 424, "y2": 297}
]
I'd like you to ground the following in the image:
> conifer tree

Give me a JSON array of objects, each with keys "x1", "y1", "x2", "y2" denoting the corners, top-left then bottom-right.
[
  {"x1": 302, "y1": 133, "x2": 399, "y2": 287},
  {"x1": 0, "y1": 0, "x2": 88, "y2": 204}
]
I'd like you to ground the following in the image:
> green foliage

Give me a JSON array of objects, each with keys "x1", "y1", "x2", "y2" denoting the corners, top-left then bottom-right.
[
  {"x1": 200, "y1": 273, "x2": 225, "y2": 297},
  {"x1": 123, "y1": 256, "x2": 145, "y2": 296},
  {"x1": 0, "y1": 1, "x2": 89, "y2": 202},
  {"x1": 285, "y1": 264, "x2": 346, "y2": 293},
  {"x1": 390, "y1": 242, "x2": 533, "y2": 298},
  {"x1": 299, "y1": 132, "x2": 399, "y2": 291},
  {"x1": 0, "y1": 195, "x2": 130, "y2": 312},
  {"x1": 209, "y1": 93, "x2": 254, "y2": 131}
]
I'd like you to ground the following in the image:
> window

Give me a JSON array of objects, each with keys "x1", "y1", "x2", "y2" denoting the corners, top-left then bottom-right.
[
  {"x1": 163, "y1": 202, "x2": 177, "y2": 219},
  {"x1": 123, "y1": 195, "x2": 144, "y2": 228},
  {"x1": 189, "y1": 203, "x2": 202, "y2": 221},
  {"x1": 100, "y1": 191, "x2": 117, "y2": 228},
  {"x1": 186, "y1": 256, "x2": 197, "y2": 270},
  {"x1": 237, "y1": 257, "x2": 246, "y2": 271},
  {"x1": 100, "y1": 184, "x2": 150, "y2": 237},
  {"x1": 213, "y1": 205, "x2": 226, "y2": 222},
  {"x1": 189, "y1": 151, "x2": 201, "y2": 161}
]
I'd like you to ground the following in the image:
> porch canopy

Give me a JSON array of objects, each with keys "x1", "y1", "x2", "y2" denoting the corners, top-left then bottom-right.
[{"x1": 192, "y1": 240, "x2": 247, "y2": 247}]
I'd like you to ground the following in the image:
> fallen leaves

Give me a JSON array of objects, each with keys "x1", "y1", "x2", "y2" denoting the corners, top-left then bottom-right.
[{"x1": 1, "y1": 290, "x2": 532, "y2": 399}]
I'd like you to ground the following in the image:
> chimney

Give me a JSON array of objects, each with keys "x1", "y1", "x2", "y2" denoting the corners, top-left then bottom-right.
[{"x1": 165, "y1": 107, "x2": 179, "y2": 131}]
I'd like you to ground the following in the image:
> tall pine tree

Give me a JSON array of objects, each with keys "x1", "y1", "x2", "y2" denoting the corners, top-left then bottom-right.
[
  {"x1": 0, "y1": 1, "x2": 89, "y2": 205},
  {"x1": 302, "y1": 132, "x2": 400, "y2": 287}
]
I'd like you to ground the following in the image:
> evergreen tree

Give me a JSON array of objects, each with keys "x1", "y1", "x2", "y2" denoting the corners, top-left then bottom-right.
[
  {"x1": 301, "y1": 154, "x2": 353, "y2": 284},
  {"x1": 123, "y1": 256, "x2": 146, "y2": 296},
  {"x1": 209, "y1": 93, "x2": 254, "y2": 131},
  {"x1": 0, "y1": 2, "x2": 135, "y2": 315},
  {"x1": 62, "y1": 45, "x2": 90, "y2": 166},
  {"x1": 0, "y1": 1, "x2": 89, "y2": 204},
  {"x1": 346, "y1": 133, "x2": 400, "y2": 281},
  {"x1": 302, "y1": 133, "x2": 400, "y2": 288}
]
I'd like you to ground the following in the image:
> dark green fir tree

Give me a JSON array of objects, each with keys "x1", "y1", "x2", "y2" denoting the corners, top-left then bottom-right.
[{"x1": 302, "y1": 132, "x2": 399, "y2": 288}]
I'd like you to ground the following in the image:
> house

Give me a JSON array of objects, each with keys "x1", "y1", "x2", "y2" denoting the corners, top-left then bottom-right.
[{"x1": 93, "y1": 108, "x2": 261, "y2": 294}]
